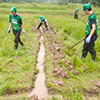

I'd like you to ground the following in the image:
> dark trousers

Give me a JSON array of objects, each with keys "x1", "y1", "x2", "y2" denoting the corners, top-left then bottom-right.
[
  {"x1": 37, "y1": 22, "x2": 48, "y2": 29},
  {"x1": 74, "y1": 15, "x2": 78, "y2": 19},
  {"x1": 13, "y1": 29, "x2": 21, "y2": 43},
  {"x1": 13, "y1": 29, "x2": 24, "y2": 49},
  {"x1": 82, "y1": 34, "x2": 97, "y2": 60}
]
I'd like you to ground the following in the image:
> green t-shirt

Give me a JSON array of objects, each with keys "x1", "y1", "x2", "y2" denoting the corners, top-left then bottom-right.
[
  {"x1": 40, "y1": 17, "x2": 46, "y2": 22},
  {"x1": 75, "y1": 10, "x2": 78, "y2": 15},
  {"x1": 9, "y1": 14, "x2": 22, "y2": 31},
  {"x1": 85, "y1": 13, "x2": 97, "y2": 35}
]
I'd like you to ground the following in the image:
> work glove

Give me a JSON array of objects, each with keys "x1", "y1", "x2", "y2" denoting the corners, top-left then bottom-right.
[
  {"x1": 7, "y1": 28, "x2": 10, "y2": 33},
  {"x1": 23, "y1": 29, "x2": 26, "y2": 34},
  {"x1": 85, "y1": 35, "x2": 92, "y2": 43}
]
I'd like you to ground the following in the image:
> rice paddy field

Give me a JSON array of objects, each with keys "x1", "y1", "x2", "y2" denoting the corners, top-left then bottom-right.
[{"x1": 0, "y1": 3, "x2": 100, "y2": 100}]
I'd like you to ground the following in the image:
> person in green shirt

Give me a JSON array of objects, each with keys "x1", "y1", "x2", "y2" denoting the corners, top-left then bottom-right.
[
  {"x1": 7, "y1": 7, "x2": 26, "y2": 50},
  {"x1": 37, "y1": 16, "x2": 48, "y2": 31},
  {"x1": 80, "y1": 4, "x2": 98, "y2": 62},
  {"x1": 73, "y1": 8, "x2": 79, "y2": 19}
]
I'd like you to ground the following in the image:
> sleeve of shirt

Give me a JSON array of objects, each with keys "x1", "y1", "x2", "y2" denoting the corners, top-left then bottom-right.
[
  {"x1": 19, "y1": 18, "x2": 22, "y2": 25},
  {"x1": 45, "y1": 19, "x2": 47, "y2": 22},
  {"x1": 90, "y1": 19, "x2": 95, "y2": 25}
]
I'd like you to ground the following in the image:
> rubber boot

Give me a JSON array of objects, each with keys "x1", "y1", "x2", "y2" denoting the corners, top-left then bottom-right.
[
  {"x1": 91, "y1": 52, "x2": 96, "y2": 62},
  {"x1": 15, "y1": 43, "x2": 18, "y2": 50},
  {"x1": 80, "y1": 51, "x2": 87, "y2": 59},
  {"x1": 20, "y1": 42, "x2": 25, "y2": 47},
  {"x1": 46, "y1": 27, "x2": 48, "y2": 31}
]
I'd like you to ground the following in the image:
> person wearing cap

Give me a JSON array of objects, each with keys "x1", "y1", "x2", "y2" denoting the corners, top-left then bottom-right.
[
  {"x1": 80, "y1": 4, "x2": 98, "y2": 62},
  {"x1": 7, "y1": 7, "x2": 26, "y2": 50},
  {"x1": 73, "y1": 8, "x2": 79, "y2": 19},
  {"x1": 37, "y1": 16, "x2": 48, "y2": 31}
]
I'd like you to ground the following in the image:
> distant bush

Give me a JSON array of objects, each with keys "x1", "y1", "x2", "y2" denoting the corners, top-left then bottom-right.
[
  {"x1": 32, "y1": 2, "x2": 38, "y2": 7},
  {"x1": 65, "y1": 1, "x2": 68, "y2": 5},
  {"x1": 57, "y1": 0, "x2": 68, "y2": 5},
  {"x1": 21, "y1": 1, "x2": 26, "y2": 4},
  {"x1": 0, "y1": 3, "x2": 7, "y2": 8},
  {"x1": 58, "y1": 1, "x2": 68, "y2": 5}
]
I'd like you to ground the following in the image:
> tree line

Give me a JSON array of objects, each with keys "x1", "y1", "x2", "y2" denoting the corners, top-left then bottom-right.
[{"x1": 0, "y1": 0, "x2": 100, "y2": 6}]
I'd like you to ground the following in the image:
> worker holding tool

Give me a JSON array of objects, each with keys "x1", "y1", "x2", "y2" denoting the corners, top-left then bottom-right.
[
  {"x1": 7, "y1": 7, "x2": 26, "y2": 50},
  {"x1": 73, "y1": 8, "x2": 79, "y2": 19},
  {"x1": 80, "y1": 4, "x2": 98, "y2": 62},
  {"x1": 37, "y1": 16, "x2": 48, "y2": 31}
]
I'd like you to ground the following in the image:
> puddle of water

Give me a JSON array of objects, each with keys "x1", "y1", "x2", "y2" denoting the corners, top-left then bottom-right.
[
  {"x1": 40, "y1": 27, "x2": 43, "y2": 33},
  {"x1": 28, "y1": 36, "x2": 48, "y2": 99}
]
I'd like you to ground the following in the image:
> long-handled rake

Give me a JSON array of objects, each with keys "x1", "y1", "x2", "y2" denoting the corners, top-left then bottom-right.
[{"x1": 70, "y1": 28, "x2": 100, "y2": 52}]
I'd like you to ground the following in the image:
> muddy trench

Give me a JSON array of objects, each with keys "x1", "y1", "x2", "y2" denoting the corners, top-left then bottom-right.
[
  {"x1": 28, "y1": 28, "x2": 48, "y2": 100},
  {"x1": 0, "y1": 26, "x2": 48, "y2": 100}
]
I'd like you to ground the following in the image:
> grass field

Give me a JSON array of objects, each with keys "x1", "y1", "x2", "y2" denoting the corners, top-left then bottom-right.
[{"x1": 0, "y1": 3, "x2": 100, "y2": 100}]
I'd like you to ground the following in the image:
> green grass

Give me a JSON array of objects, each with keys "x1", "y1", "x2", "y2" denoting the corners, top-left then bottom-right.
[{"x1": 0, "y1": 12, "x2": 40, "y2": 97}]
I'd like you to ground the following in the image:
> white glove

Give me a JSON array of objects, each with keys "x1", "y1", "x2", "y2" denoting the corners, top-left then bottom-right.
[{"x1": 85, "y1": 35, "x2": 92, "y2": 43}]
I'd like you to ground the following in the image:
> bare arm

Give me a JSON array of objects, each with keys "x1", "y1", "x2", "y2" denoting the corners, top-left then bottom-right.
[
  {"x1": 21, "y1": 24, "x2": 24, "y2": 29},
  {"x1": 90, "y1": 24, "x2": 96, "y2": 36},
  {"x1": 9, "y1": 23, "x2": 11, "y2": 29},
  {"x1": 46, "y1": 21, "x2": 48, "y2": 25},
  {"x1": 85, "y1": 20, "x2": 96, "y2": 43},
  {"x1": 97, "y1": 19, "x2": 99, "y2": 26},
  {"x1": 7, "y1": 23, "x2": 11, "y2": 33},
  {"x1": 45, "y1": 19, "x2": 48, "y2": 25},
  {"x1": 21, "y1": 24, "x2": 26, "y2": 34}
]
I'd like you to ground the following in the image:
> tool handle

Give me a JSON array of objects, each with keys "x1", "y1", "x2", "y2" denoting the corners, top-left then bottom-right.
[{"x1": 70, "y1": 38, "x2": 85, "y2": 49}]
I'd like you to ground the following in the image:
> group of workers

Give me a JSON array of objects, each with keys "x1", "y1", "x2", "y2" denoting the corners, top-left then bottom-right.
[{"x1": 7, "y1": 3, "x2": 99, "y2": 62}]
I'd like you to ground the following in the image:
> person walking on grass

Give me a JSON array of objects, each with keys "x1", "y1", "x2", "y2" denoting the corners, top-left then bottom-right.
[
  {"x1": 73, "y1": 8, "x2": 79, "y2": 19},
  {"x1": 80, "y1": 4, "x2": 98, "y2": 62},
  {"x1": 7, "y1": 7, "x2": 26, "y2": 50},
  {"x1": 37, "y1": 16, "x2": 48, "y2": 31}
]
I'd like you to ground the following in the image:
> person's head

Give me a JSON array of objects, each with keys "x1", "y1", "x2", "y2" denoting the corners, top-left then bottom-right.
[
  {"x1": 82, "y1": 4, "x2": 92, "y2": 15},
  {"x1": 10, "y1": 7, "x2": 17, "y2": 16},
  {"x1": 76, "y1": 8, "x2": 79, "y2": 11}
]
